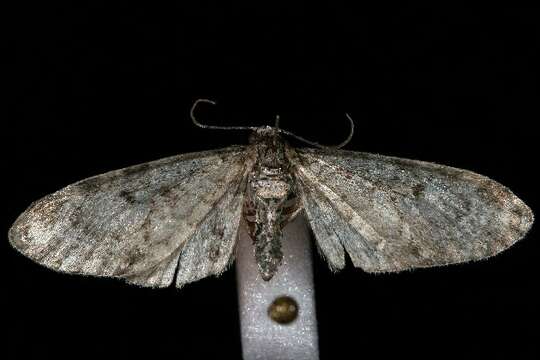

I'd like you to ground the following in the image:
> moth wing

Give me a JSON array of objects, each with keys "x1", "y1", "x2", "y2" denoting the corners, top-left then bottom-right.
[
  {"x1": 289, "y1": 147, "x2": 533, "y2": 272},
  {"x1": 9, "y1": 146, "x2": 254, "y2": 288}
]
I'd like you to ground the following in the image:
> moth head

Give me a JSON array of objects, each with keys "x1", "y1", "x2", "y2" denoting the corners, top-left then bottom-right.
[{"x1": 248, "y1": 126, "x2": 282, "y2": 145}]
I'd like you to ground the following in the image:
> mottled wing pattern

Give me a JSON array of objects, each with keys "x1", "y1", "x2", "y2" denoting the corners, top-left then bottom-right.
[
  {"x1": 289, "y1": 148, "x2": 534, "y2": 272},
  {"x1": 9, "y1": 146, "x2": 254, "y2": 288}
]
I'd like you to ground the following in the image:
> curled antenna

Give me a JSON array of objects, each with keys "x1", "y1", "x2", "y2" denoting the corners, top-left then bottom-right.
[
  {"x1": 190, "y1": 98, "x2": 355, "y2": 149},
  {"x1": 190, "y1": 98, "x2": 258, "y2": 131},
  {"x1": 277, "y1": 113, "x2": 355, "y2": 149}
]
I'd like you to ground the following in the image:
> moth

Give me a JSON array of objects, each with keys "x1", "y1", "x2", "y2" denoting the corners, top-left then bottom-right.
[{"x1": 9, "y1": 99, "x2": 534, "y2": 288}]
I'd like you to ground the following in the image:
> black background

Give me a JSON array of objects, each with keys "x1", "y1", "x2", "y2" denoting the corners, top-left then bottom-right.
[{"x1": 4, "y1": 2, "x2": 538, "y2": 359}]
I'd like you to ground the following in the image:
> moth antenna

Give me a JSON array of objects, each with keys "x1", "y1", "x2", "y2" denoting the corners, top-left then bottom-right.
[
  {"x1": 190, "y1": 98, "x2": 258, "y2": 131},
  {"x1": 336, "y1": 113, "x2": 355, "y2": 148},
  {"x1": 277, "y1": 113, "x2": 355, "y2": 149}
]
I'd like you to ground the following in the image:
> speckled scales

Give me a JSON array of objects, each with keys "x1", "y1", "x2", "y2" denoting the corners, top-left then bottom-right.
[
  {"x1": 292, "y1": 148, "x2": 534, "y2": 272},
  {"x1": 298, "y1": 184, "x2": 347, "y2": 271},
  {"x1": 173, "y1": 167, "x2": 251, "y2": 288},
  {"x1": 9, "y1": 146, "x2": 251, "y2": 287}
]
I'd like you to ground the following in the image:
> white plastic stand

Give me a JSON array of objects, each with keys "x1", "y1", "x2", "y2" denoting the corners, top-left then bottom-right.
[{"x1": 236, "y1": 215, "x2": 319, "y2": 360}]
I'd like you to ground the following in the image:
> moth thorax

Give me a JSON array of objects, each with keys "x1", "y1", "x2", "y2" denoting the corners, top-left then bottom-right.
[
  {"x1": 261, "y1": 166, "x2": 284, "y2": 176},
  {"x1": 253, "y1": 178, "x2": 290, "y2": 200},
  {"x1": 249, "y1": 126, "x2": 280, "y2": 144}
]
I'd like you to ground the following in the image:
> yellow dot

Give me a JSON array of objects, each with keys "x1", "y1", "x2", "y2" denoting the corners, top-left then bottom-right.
[{"x1": 268, "y1": 295, "x2": 299, "y2": 324}]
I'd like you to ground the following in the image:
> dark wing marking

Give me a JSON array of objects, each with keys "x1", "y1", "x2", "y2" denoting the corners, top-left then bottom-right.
[
  {"x1": 9, "y1": 146, "x2": 255, "y2": 287},
  {"x1": 288, "y1": 147, "x2": 533, "y2": 272}
]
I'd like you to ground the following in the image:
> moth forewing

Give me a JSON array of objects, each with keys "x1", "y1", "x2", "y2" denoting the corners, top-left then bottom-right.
[
  {"x1": 291, "y1": 148, "x2": 534, "y2": 272},
  {"x1": 9, "y1": 146, "x2": 253, "y2": 288}
]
